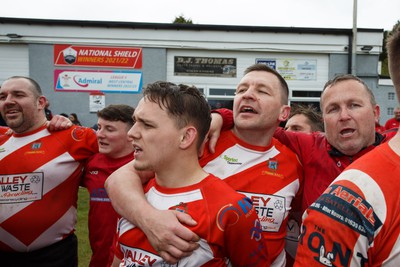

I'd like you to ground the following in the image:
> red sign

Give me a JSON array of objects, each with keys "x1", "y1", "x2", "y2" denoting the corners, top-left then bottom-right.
[{"x1": 54, "y1": 44, "x2": 142, "y2": 69}]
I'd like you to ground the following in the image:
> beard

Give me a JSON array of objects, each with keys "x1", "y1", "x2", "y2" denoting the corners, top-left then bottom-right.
[{"x1": 4, "y1": 114, "x2": 25, "y2": 132}]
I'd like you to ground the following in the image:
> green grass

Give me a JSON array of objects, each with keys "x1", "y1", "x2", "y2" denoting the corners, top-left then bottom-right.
[{"x1": 77, "y1": 187, "x2": 91, "y2": 267}]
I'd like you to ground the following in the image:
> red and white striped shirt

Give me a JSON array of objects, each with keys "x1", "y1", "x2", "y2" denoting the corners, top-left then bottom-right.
[
  {"x1": 295, "y1": 142, "x2": 400, "y2": 266},
  {"x1": 115, "y1": 175, "x2": 268, "y2": 266},
  {"x1": 200, "y1": 130, "x2": 303, "y2": 266},
  {"x1": 0, "y1": 125, "x2": 98, "y2": 252}
]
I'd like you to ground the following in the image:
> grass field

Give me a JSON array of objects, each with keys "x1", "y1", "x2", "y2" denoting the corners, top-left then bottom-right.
[{"x1": 76, "y1": 187, "x2": 91, "y2": 267}]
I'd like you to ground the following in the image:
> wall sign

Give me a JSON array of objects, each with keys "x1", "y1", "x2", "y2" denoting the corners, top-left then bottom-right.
[
  {"x1": 54, "y1": 44, "x2": 142, "y2": 68},
  {"x1": 54, "y1": 70, "x2": 142, "y2": 93},
  {"x1": 174, "y1": 56, "x2": 237, "y2": 77},
  {"x1": 256, "y1": 58, "x2": 317, "y2": 80}
]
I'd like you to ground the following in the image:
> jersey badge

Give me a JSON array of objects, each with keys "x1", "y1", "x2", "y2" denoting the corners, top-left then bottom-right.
[
  {"x1": 31, "y1": 142, "x2": 42, "y2": 150},
  {"x1": 0, "y1": 147, "x2": 5, "y2": 153},
  {"x1": 25, "y1": 142, "x2": 44, "y2": 155},
  {"x1": 267, "y1": 160, "x2": 278, "y2": 171},
  {"x1": 262, "y1": 160, "x2": 284, "y2": 178},
  {"x1": 71, "y1": 126, "x2": 86, "y2": 141},
  {"x1": 169, "y1": 202, "x2": 188, "y2": 213}
]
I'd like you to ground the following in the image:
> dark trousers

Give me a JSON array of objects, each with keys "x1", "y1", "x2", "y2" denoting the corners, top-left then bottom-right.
[{"x1": 0, "y1": 233, "x2": 78, "y2": 267}]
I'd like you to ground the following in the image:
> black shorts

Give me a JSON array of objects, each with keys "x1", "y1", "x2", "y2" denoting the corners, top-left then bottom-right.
[{"x1": 0, "y1": 233, "x2": 78, "y2": 267}]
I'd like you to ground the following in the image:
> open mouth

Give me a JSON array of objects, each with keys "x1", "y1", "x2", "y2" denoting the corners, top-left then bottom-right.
[
  {"x1": 5, "y1": 108, "x2": 20, "y2": 116},
  {"x1": 240, "y1": 106, "x2": 257, "y2": 114},
  {"x1": 133, "y1": 144, "x2": 142, "y2": 153},
  {"x1": 340, "y1": 128, "x2": 355, "y2": 137}
]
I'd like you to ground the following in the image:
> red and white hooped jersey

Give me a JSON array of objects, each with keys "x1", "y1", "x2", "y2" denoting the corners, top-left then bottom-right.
[
  {"x1": 200, "y1": 130, "x2": 304, "y2": 266},
  {"x1": 115, "y1": 175, "x2": 269, "y2": 266},
  {"x1": 295, "y1": 142, "x2": 400, "y2": 266},
  {"x1": 0, "y1": 125, "x2": 98, "y2": 252}
]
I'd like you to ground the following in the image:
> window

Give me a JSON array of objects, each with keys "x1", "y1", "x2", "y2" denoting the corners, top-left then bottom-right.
[
  {"x1": 209, "y1": 88, "x2": 236, "y2": 96},
  {"x1": 292, "y1": 91, "x2": 322, "y2": 98},
  {"x1": 208, "y1": 100, "x2": 233, "y2": 110},
  {"x1": 388, "y1": 107, "x2": 394, "y2": 116},
  {"x1": 388, "y1": 92, "x2": 395, "y2": 100}
]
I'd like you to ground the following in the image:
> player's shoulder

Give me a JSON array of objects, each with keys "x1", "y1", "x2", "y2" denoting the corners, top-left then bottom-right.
[{"x1": 52, "y1": 125, "x2": 96, "y2": 140}]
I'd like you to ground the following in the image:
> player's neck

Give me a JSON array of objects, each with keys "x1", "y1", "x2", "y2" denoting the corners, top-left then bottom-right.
[
  {"x1": 155, "y1": 159, "x2": 208, "y2": 188},
  {"x1": 232, "y1": 127, "x2": 274, "y2": 147}
]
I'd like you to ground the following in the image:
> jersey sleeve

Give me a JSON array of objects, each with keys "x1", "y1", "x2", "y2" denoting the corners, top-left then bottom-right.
[
  {"x1": 222, "y1": 196, "x2": 270, "y2": 266},
  {"x1": 212, "y1": 108, "x2": 234, "y2": 131},
  {"x1": 65, "y1": 126, "x2": 99, "y2": 161},
  {"x1": 294, "y1": 173, "x2": 382, "y2": 267}
]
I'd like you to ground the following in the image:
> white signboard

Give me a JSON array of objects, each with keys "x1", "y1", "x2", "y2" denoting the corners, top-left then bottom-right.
[
  {"x1": 256, "y1": 58, "x2": 317, "y2": 80},
  {"x1": 54, "y1": 69, "x2": 142, "y2": 93}
]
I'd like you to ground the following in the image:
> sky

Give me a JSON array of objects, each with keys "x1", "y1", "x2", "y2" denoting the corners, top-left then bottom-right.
[{"x1": 1, "y1": 0, "x2": 399, "y2": 31}]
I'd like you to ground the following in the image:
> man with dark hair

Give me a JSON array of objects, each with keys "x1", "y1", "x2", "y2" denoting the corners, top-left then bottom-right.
[
  {"x1": 285, "y1": 104, "x2": 323, "y2": 133},
  {"x1": 215, "y1": 73, "x2": 394, "y2": 213},
  {"x1": 107, "y1": 65, "x2": 303, "y2": 266},
  {"x1": 82, "y1": 104, "x2": 135, "y2": 267},
  {"x1": 110, "y1": 81, "x2": 267, "y2": 266},
  {"x1": 0, "y1": 76, "x2": 98, "y2": 267}
]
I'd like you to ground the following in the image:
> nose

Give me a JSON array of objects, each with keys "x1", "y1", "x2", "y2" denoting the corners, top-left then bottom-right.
[
  {"x1": 241, "y1": 87, "x2": 256, "y2": 100},
  {"x1": 127, "y1": 123, "x2": 139, "y2": 140},
  {"x1": 96, "y1": 128, "x2": 105, "y2": 138},
  {"x1": 3, "y1": 94, "x2": 15, "y2": 104},
  {"x1": 338, "y1": 108, "x2": 351, "y2": 121}
]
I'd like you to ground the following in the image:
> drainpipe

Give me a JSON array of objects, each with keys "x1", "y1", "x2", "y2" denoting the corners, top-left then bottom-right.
[{"x1": 351, "y1": 0, "x2": 357, "y2": 75}]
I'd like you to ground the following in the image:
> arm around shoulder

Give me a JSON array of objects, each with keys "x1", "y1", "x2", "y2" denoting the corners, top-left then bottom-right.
[{"x1": 105, "y1": 160, "x2": 201, "y2": 264}]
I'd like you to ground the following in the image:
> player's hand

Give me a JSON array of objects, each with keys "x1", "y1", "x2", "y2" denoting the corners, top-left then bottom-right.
[
  {"x1": 46, "y1": 115, "x2": 73, "y2": 131},
  {"x1": 140, "y1": 209, "x2": 199, "y2": 264}
]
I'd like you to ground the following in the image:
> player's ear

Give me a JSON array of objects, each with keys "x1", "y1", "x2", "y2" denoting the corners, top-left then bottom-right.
[
  {"x1": 279, "y1": 105, "x2": 290, "y2": 122},
  {"x1": 37, "y1": 96, "x2": 47, "y2": 110},
  {"x1": 179, "y1": 126, "x2": 197, "y2": 149}
]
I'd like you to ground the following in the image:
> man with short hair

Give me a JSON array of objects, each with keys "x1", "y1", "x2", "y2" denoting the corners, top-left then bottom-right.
[
  {"x1": 294, "y1": 24, "x2": 400, "y2": 267},
  {"x1": 110, "y1": 81, "x2": 268, "y2": 266},
  {"x1": 82, "y1": 104, "x2": 135, "y2": 267},
  {"x1": 0, "y1": 76, "x2": 98, "y2": 267},
  {"x1": 107, "y1": 65, "x2": 304, "y2": 266},
  {"x1": 284, "y1": 104, "x2": 323, "y2": 133},
  {"x1": 215, "y1": 73, "x2": 394, "y2": 213}
]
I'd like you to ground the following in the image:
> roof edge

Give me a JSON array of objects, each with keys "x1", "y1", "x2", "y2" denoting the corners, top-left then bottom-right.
[{"x1": 0, "y1": 17, "x2": 384, "y2": 34}]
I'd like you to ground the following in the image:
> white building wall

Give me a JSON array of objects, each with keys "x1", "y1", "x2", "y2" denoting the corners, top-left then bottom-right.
[
  {"x1": 167, "y1": 49, "x2": 329, "y2": 104},
  {"x1": 0, "y1": 44, "x2": 29, "y2": 83}
]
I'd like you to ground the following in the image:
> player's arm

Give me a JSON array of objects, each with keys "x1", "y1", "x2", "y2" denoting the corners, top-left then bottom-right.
[
  {"x1": 206, "y1": 109, "x2": 233, "y2": 154},
  {"x1": 105, "y1": 160, "x2": 200, "y2": 264}
]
